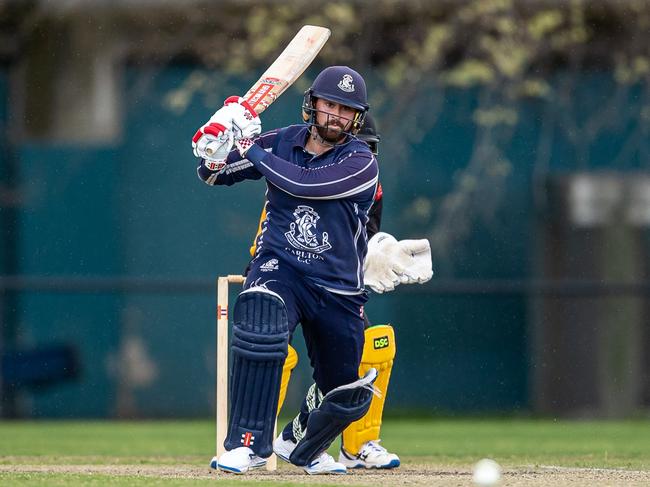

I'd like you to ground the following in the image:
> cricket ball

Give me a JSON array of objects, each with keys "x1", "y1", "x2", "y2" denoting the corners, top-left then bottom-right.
[{"x1": 472, "y1": 458, "x2": 501, "y2": 486}]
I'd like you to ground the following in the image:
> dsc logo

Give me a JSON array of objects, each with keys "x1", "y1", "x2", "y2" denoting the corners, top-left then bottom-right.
[{"x1": 373, "y1": 336, "x2": 390, "y2": 349}]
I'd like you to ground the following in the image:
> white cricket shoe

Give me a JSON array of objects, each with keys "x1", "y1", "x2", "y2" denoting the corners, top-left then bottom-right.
[
  {"x1": 273, "y1": 433, "x2": 346, "y2": 474},
  {"x1": 339, "y1": 440, "x2": 401, "y2": 469},
  {"x1": 303, "y1": 451, "x2": 347, "y2": 475},
  {"x1": 214, "y1": 446, "x2": 266, "y2": 474},
  {"x1": 273, "y1": 434, "x2": 297, "y2": 463}
]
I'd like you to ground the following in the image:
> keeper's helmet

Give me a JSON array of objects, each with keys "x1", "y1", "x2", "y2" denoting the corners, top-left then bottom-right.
[
  {"x1": 357, "y1": 113, "x2": 380, "y2": 155},
  {"x1": 302, "y1": 66, "x2": 369, "y2": 134}
]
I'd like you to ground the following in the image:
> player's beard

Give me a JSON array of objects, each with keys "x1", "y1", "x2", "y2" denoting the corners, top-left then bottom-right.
[{"x1": 315, "y1": 121, "x2": 348, "y2": 144}]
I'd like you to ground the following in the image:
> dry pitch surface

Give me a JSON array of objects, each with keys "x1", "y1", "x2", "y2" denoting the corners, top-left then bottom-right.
[
  {"x1": 3, "y1": 419, "x2": 649, "y2": 485},
  {"x1": 3, "y1": 462, "x2": 650, "y2": 486}
]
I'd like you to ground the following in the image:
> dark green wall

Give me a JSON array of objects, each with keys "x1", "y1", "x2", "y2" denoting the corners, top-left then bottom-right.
[{"x1": 6, "y1": 67, "x2": 646, "y2": 417}]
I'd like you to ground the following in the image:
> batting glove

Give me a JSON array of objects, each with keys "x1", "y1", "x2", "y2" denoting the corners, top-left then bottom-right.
[
  {"x1": 191, "y1": 103, "x2": 237, "y2": 160},
  {"x1": 234, "y1": 137, "x2": 255, "y2": 158},
  {"x1": 224, "y1": 96, "x2": 262, "y2": 140}
]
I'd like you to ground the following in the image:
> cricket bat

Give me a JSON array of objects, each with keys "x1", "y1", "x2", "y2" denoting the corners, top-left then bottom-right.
[{"x1": 206, "y1": 25, "x2": 330, "y2": 156}]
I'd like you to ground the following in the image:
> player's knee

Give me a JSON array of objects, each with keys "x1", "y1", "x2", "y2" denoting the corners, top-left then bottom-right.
[
  {"x1": 232, "y1": 287, "x2": 289, "y2": 360},
  {"x1": 361, "y1": 324, "x2": 396, "y2": 367}
]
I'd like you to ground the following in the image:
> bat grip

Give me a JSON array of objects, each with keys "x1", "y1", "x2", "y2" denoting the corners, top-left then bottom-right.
[{"x1": 204, "y1": 138, "x2": 231, "y2": 158}]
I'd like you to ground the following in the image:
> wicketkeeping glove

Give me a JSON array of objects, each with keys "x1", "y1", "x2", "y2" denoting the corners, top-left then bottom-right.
[
  {"x1": 364, "y1": 233, "x2": 404, "y2": 293},
  {"x1": 363, "y1": 232, "x2": 433, "y2": 293},
  {"x1": 393, "y1": 238, "x2": 433, "y2": 284}
]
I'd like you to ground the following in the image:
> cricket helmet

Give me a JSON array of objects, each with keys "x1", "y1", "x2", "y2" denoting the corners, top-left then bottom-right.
[
  {"x1": 357, "y1": 113, "x2": 380, "y2": 155},
  {"x1": 302, "y1": 66, "x2": 369, "y2": 133}
]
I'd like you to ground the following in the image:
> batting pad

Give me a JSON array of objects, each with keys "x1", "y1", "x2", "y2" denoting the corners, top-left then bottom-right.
[
  {"x1": 290, "y1": 368, "x2": 378, "y2": 466},
  {"x1": 277, "y1": 344, "x2": 298, "y2": 415},
  {"x1": 342, "y1": 324, "x2": 396, "y2": 455},
  {"x1": 225, "y1": 287, "x2": 289, "y2": 458}
]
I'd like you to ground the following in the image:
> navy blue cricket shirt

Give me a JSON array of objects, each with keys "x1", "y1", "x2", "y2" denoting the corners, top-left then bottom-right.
[{"x1": 197, "y1": 124, "x2": 378, "y2": 294}]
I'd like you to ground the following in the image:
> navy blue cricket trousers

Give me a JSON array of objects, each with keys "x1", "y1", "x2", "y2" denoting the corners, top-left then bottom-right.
[{"x1": 244, "y1": 253, "x2": 367, "y2": 394}]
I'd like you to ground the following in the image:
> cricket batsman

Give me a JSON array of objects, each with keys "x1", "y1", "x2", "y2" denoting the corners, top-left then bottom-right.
[
  {"x1": 193, "y1": 66, "x2": 430, "y2": 475},
  {"x1": 251, "y1": 114, "x2": 433, "y2": 469}
]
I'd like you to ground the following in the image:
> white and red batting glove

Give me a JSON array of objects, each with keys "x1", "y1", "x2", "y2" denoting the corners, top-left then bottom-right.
[
  {"x1": 364, "y1": 232, "x2": 433, "y2": 294},
  {"x1": 234, "y1": 137, "x2": 255, "y2": 158},
  {"x1": 224, "y1": 96, "x2": 262, "y2": 140},
  {"x1": 191, "y1": 103, "x2": 237, "y2": 161},
  {"x1": 191, "y1": 97, "x2": 262, "y2": 162}
]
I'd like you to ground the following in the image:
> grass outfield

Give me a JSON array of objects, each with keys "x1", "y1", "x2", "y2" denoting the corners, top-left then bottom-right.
[{"x1": 1, "y1": 418, "x2": 649, "y2": 485}]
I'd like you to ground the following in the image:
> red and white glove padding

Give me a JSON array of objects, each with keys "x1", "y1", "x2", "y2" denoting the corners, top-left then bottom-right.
[
  {"x1": 192, "y1": 103, "x2": 237, "y2": 161},
  {"x1": 234, "y1": 137, "x2": 255, "y2": 158},
  {"x1": 223, "y1": 96, "x2": 262, "y2": 140},
  {"x1": 191, "y1": 96, "x2": 261, "y2": 162},
  {"x1": 363, "y1": 232, "x2": 433, "y2": 294}
]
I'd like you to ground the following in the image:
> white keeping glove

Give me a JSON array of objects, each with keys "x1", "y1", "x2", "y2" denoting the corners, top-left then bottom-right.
[
  {"x1": 224, "y1": 96, "x2": 262, "y2": 140},
  {"x1": 363, "y1": 232, "x2": 433, "y2": 294},
  {"x1": 364, "y1": 233, "x2": 403, "y2": 293},
  {"x1": 393, "y1": 238, "x2": 433, "y2": 285},
  {"x1": 191, "y1": 103, "x2": 237, "y2": 160}
]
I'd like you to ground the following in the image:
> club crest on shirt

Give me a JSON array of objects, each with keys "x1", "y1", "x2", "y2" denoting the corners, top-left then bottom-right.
[{"x1": 285, "y1": 205, "x2": 332, "y2": 254}]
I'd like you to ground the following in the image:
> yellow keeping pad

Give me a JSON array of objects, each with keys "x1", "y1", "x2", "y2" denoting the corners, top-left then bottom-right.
[
  {"x1": 361, "y1": 324, "x2": 396, "y2": 366},
  {"x1": 342, "y1": 324, "x2": 396, "y2": 455},
  {"x1": 277, "y1": 344, "x2": 298, "y2": 414}
]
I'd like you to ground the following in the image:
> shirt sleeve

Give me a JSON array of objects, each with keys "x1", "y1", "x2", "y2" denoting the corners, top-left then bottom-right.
[
  {"x1": 244, "y1": 143, "x2": 378, "y2": 200},
  {"x1": 366, "y1": 183, "x2": 383, "y2": 239},
  {"x1": 196, "y1": 130, "x2": 278, "y2": 186}
]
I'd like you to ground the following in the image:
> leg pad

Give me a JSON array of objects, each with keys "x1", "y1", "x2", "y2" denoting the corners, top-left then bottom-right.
[
  {"x1": 342, "y1": 324, "x2": 396, "y2": 454},
  {"x1": 289, "y1": 369, "x2": 377, "y2": 466},
  {"x1": 225, "y1": 288, "x2": 289, "y2": 458},
  {"x1": 277, "y1": 344, "x2": 298, "y2": 415}
]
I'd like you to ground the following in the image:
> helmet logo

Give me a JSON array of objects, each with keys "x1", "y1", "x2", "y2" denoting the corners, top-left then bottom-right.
[{"x1": 337, "y1": 74, "x2": 355, "y2": 93}]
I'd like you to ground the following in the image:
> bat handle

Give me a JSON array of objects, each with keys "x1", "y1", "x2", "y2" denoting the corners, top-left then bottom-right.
[{"x1": 205, "y1": 139, "x2": 228, "y2": 158}]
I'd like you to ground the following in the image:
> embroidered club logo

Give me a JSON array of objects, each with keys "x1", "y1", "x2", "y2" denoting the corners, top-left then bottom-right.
[
  {"x1": 260, "y1": 258, "x2": 279, "y2": 272},
  {"x1": 285, "y1": 205, "x2": 332, "y2": 254},
  {"x1": 337, "y1": 74, "x2": 355, "y2": 93},
  {"x1": 241, "y1": 432, "x2": 255, "y2": 447}
]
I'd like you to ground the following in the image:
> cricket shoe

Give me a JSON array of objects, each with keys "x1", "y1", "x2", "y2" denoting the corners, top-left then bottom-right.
[
  {"x1": 273, "y1": 434, "x2": 346, "y2": 474},
  {"x1": 303, "y1": 451, "x2": 347, "y2": 475},
  {"x1": 212, "y1": 447, "x2": 266, "y2": 474},
  {"x1": 273, "y1": 434, "x2": 297, "y2": 463},
  {"x1": 339, "y1": 440, "x2": 401, "y2": 469}
]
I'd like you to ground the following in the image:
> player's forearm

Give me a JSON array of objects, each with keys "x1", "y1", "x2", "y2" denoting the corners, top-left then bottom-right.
[
  {"x1": 245, "y1": 144, "x2": 378, "y2": 199},
  {"x1": 197, "y1": 130, "x2": 277, "y2": 186},
  {"x1": 196, "y1": 149, "x2": 263, "y2": 186}
]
